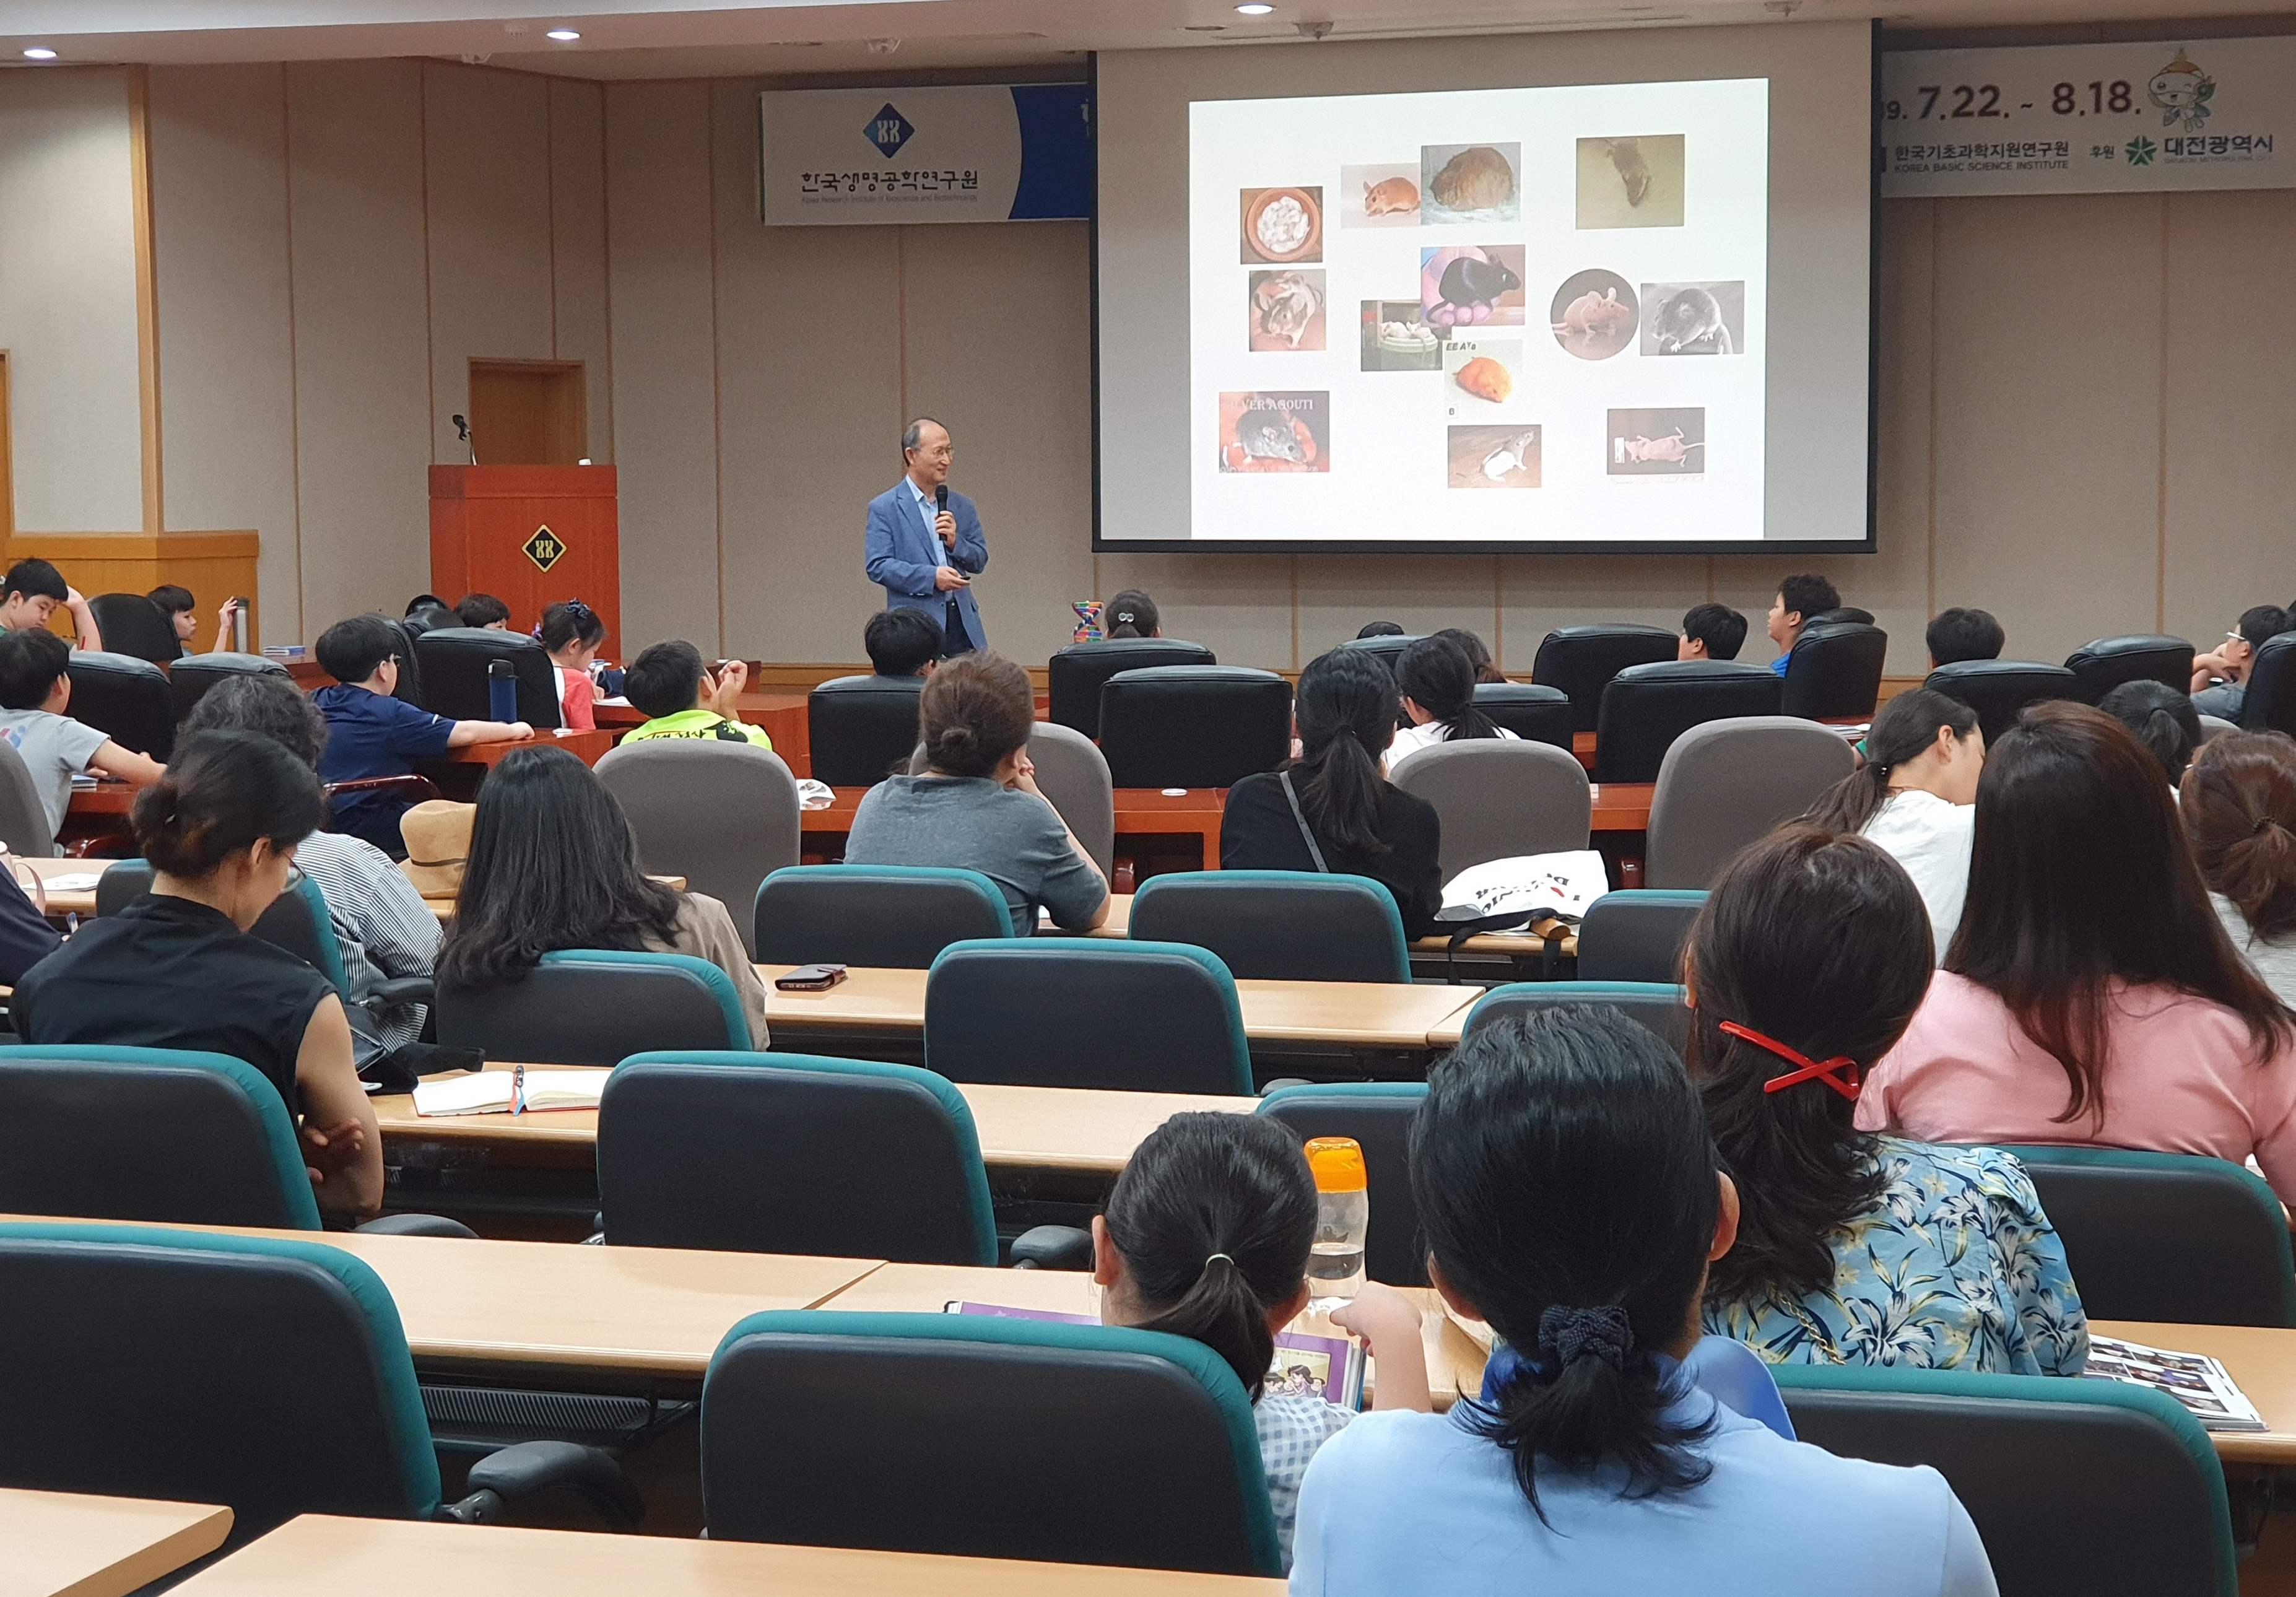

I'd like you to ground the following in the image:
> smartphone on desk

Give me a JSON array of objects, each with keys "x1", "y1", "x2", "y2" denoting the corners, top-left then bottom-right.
[{"x1": 775, "y1": 964, "x2": 848, "y2": 993}]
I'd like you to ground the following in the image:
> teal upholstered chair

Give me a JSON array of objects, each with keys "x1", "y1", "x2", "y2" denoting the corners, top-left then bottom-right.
[
  {"x1": 752, "y1": 863, "x2": 1017, "y2": 965},
  {"x1": 1128, "y1": 870, "x2": 1411, "y2": 983},
  {"x1": 1464, "y1": 981, "x2": 1691, "y2": 1059},
  {"x1": 1573, "y1": 889, "x2": 1706, "y2": 983},
  {"x1": 435, "y1": 949, "x2": 747, "y2": 1066}
]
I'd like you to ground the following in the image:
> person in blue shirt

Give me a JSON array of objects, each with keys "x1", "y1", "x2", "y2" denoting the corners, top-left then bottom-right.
[
  {"x1": 1765, "y1": 573, "x2": 1840, "y2": 678},
  {"x1": 863, "y1": 417, "x2": 988, "y2": 656},
  {"x1": 310, "y1": 614, "x2": 532, "y2": 858},
  {"x1": 1288, "y1": 1004, "x2": 1998, "y2": 1597}
]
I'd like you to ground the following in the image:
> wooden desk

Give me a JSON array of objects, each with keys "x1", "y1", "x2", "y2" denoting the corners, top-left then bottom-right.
[
  {"x1": 1079, "y1": 892, "x2": 1574, "y2": 966},
  {"x1": 2092, "y1": 1320, "x2": 2296, "y2": 1466},
  {"x1": 167, "y1": 1515, "x2": 1283, "y2": 1596},
  {"x1": 420, "y1": 727, "x2": 614, "y2": 770},
  {"x1": 0, "y1": 1487, "x2": 232, "y2": 1597},
  {"x1": 11, "y1": 856, "x2": 107, "y2": 918},
  {"x1": 596, "y1": 690, "x2": 810, "y2": 777}
]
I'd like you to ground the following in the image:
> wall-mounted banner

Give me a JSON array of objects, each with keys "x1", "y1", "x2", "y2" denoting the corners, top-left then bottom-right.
[
  {"x1": 759, "y1": 84, "x2": 1090, "y2": 224},
  {"x1": 1880, "y1": 37, "x2": 2292, "y2": 196}
]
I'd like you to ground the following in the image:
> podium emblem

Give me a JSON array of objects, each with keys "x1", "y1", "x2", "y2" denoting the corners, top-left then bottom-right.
[{"x1": 523, "y1": 525, "x2": 566, "y2": 572}]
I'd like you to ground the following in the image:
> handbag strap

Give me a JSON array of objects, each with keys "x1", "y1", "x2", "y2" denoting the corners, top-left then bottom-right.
[{"x1": 1277, "y1": 770, "x2": 1330, "y2": 874}]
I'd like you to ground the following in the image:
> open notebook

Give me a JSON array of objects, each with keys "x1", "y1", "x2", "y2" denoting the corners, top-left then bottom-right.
[{"x1": 412, "y1": 1070, "x2": 604, "y2": 1116}]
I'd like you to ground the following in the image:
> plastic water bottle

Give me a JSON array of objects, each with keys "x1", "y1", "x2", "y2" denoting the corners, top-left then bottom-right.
[
  {"x1": 487, "y1": 658, "x2": 517, "y2": 723},
  {"x1": 1303, "y1": 1136, "x2": 1368, "y2": 1312}
]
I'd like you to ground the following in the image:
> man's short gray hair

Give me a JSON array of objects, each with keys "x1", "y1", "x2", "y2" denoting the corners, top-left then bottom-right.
[{"x1": 902, "y1": 416, "x2": 945, "y2": 457}]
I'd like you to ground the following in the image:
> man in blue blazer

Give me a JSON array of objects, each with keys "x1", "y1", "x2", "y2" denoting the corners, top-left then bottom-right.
[{"x1": 864, "y1": 417, "x2": 988, "y2": 655}]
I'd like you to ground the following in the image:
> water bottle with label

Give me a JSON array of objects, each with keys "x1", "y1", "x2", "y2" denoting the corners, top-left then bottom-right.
[{"x1": 1303, "y1": 1136, "x2": 1368, "y2": 1312}]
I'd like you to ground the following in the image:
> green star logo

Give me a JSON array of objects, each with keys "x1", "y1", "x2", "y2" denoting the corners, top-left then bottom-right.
[{"x1": 2126, "y1": 136, "x2": 2157, "y2": 165}]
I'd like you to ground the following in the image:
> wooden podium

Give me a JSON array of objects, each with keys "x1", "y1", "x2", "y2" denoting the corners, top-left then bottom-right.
[{"x1": 428, "y1": 466, "x2": 619, "y2": 646}]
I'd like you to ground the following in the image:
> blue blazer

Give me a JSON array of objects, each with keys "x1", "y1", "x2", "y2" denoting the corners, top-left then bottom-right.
[{"x1": 864, "y1": 480, "x2": 989, "y2": 653}]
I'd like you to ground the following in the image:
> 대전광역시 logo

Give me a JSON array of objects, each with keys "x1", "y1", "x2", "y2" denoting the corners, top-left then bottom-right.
[{"x1": 866, "y1": 103, "x2": 915, "y2": 159}]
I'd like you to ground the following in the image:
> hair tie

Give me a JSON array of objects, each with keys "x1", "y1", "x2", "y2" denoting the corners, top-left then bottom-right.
[
  {"x1": 1536, "y1": 1304, "x2": 1633, "y2": 1372},
  {"x1": 1203, "y1": 1252, "x2": 1235, "y2": 1272},
  {"x1": 2256, "y1": 816, "x2": 2282, "y2": 837},
  {"x1": 1721, "y1": 1019, "x2": 1863, "y2": 1101}
]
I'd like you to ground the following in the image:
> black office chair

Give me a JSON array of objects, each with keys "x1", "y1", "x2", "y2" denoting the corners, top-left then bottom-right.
[
  {"x1": 2064, "y1": 635, "x2": 2196, "y2": 705},
  {"x1": 702, "y1": 1310, "x2": 1279, "y2": 1573},
  {"x1": 1807, "y1": 606, "x2": 1876, "y2": 627},
  {"x1": 1048, "y1": 638, "x2": 1215, "y2": 739},
  {"x1": 383, "y1": 615, "x2": 427, "y2": 706},
  {"x1": 753, "y1": 864, "x2": 1017, "y2": 965},
  {"x1": 806, "y1": 674, "x2": 926, "y2": 786},
  {"x1": 1924, "y1": 660, "x2": 2079, "y2": 745},
  {"x1": 412, "y1": 627, "x2": 562, "y2": 728},
  {"x1": 1257, "y1": 1082, "x2": 1427, "y2": 1286},
  {"x1": 1464, "y1": 981, "x2": 1692, "y2": 1059},
  {"x1": 65, "y1": 650, "x2": 175, "y2": 759},
  {"x1": 1780, "y1": 622, "x2": 1887, "y2": 720},
  {"x1": 1530, "y1": 624, "x2": 1680, "y2": 733},
  {"x1": 87, "y1": 593, "x2": 181, "y2": 665},
  {"x1": 168, "y1": 650, "x2": 292, "y2": 724},
  {"x1": 1470, "y1": 682, "x2": 1572, "y2": 749},
  {"x1": 1098, "y1": 666, "x2": 1291, "y2": 790},
  {"x1": 1127, "y1": 871, "x2": 1411, "y2": 983},
  {"x1": 435, "y1": 951, "x2": 748, "y2": 1066},
  {"x1": 1591, "y1": 661, "x2": 1781, "y2": 784},
  {"x1": 1333, "y1": 633, "x2": 1422, "y2": 674},
  {"x1": 2241, "y1": 633, "x2": 2296, "y2": 738},
  {"x1": 1575, "y1": 889, "x2": 1707, "y2": 983},
  {"x1": 402, "y1": 601, "x2": 459, "y2": 638}
]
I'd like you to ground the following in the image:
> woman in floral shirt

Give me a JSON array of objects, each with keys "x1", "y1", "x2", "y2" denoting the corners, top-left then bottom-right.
[{"x1": 1693, "y1": 825, "x2": 2087, "y2": 1375}]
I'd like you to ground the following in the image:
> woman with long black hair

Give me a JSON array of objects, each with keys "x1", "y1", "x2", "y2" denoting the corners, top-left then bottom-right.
[{"x1": 1386, "y1": 634, "x2": 1514, "y2": 772}]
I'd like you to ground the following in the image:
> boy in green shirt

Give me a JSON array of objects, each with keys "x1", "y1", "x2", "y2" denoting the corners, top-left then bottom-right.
[{"x1": 620, "y1": 640, "x2": 772, "y2": 749}]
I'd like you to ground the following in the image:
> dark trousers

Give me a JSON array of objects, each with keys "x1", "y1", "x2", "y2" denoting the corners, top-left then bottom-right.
[{"x1": 942, "y1": 598, "x2": 975, "y2": 659}]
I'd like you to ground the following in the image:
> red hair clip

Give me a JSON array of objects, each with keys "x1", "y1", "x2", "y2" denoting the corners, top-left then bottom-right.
[{"x1": 1720, "y1": 1020, "x2": 1863, "y2": 1102}]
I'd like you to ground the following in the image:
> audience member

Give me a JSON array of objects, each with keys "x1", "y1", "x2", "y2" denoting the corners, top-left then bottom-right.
[
  {"x1": 1094, "y1": 1113, "x2": 1430, "y2": 1567},
  {"x1": 2098, "y1": 679, "x2": 2202, "y2": 791},
  {"x1": 1290, "y1": 1005, "x2": 1994, "y2": 1595},
  {"x1": 183, "y1": 674, "x2": 441, "y2": 1050},
  {"x1": 1104, "y1": 590, "x2": 1161, "y2": 639},
  {"x1": 12, "y1": 731, "x2": 381, "y2": 1219},
  {"x1": 1389, "y1": 635, "x2": 1517, "y2": 769},
  {"x1": 0, "y1": 559, "x2": 100, "y2": 651},
  {"x1": 435, "y1": 745, "x2": 768, "y2": 1047},
  {"x1": 2183, "y1": 731, "x2": 2296, "y2": 1006},
  {"x1": 0, "y1": 870, "x2": 59, "y2": 982},
  {"x1": 1924, "y1": 607, "x2": 2004, "y2": 668},
  {"x1": 620, "y1": 641, "x2": 771, "y2": 749},
  {"x1": 536, "y1": 600, "x2": 609, "y2": 733},
  {"x1": 1694, "y1": 826, "x2": 2085, "y2": 1373},
  {"x1": 1679, "y1": 603, "x2": 1747, "y2": 662},
  {"x1": 0, "y1": 627, "x2": 165, "y2": 841},
  {"x1": 863, "y1": 607, "x2": 942, "y2": 679},
  {"x1": 455, "y1": 592, "x2": 511, "y2": 630},
  {"x1": 1355, "y1": 620, "x2": 1405, "y2": 638},
  {"x1": 1221, "y1": 647, "x2": 1442, "y2": 937},
  {"x1": 1763, "y1": 574, "x2": 1840, "y2": 677},
  {"x1": 845, "y1": 651, "x2": 1108, "y2": 931},
  {"x1": 147, "y1": 585, "x2": 238, "y2": 658},
  {"x1": 311, "y1": 614, "x2": 533, "y2": 858},
  {"x1": 1861, "y1": 703, "x2": 2296, "y2": 1199},
  {"x1": 1433, "y1": 627, "x2": 1507, "y2": 684},
  {"x1": 1805, "y1": 688, "x2": 1981, "y2": 959},
  {"x1": 2191, "y1": 604, "x2": 2289, "y2": 720}
]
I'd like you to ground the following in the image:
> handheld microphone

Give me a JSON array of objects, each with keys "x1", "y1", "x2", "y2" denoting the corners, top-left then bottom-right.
[{"x1": 935, "y1": 484, "x2": 949, "y2": 516}]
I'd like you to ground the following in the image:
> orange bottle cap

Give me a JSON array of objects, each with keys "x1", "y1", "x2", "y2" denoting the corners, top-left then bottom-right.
[{"x1": 1304, "y1": 1136, "x2": 1367, "y2": 1193}]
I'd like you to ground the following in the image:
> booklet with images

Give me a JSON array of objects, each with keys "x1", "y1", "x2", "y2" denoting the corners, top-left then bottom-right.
[
  {"x1": 946, "y1": 1300, "x2": 1367, "y2": 1411},
  {"x1": 2081, "y1": 1333, "x2": 2268, "y2": 1432}
]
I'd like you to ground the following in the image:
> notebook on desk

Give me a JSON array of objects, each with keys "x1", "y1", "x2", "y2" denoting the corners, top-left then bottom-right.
[{"x1": 412, "y1": 1069, "x2": 604, "y2": 1116}]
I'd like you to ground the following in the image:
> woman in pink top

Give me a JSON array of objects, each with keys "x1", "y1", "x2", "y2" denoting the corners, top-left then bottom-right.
[
  {"x1": 537, "y1": 599, "x2": 607, "y2": 733},
  {"x1": 1861, "y1": 702, "x2": 2296, "y2": 1199}
]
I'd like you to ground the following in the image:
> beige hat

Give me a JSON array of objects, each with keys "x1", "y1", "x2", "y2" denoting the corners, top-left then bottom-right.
[{"x1": 397, "y1": 799, "x2": 474, "y2": 899}]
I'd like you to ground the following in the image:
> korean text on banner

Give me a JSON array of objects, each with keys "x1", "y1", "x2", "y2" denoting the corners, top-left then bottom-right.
[{"x1": 760, "y1": 84, "x2": 1091, "y2": 224}]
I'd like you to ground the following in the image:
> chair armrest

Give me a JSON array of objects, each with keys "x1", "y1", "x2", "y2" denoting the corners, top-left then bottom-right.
[
  {"x1": 1010, "y1": 1224, "x2": 1094, "y2": 1271},
  {"x1": 367, "y1": 976, "x2": 436, "y2": 1008},
  {"x1": 1257, "y1": 1077, "x2": 1314, "y2": 1097},
  {"x1": 355, "y1": 1212, "x2": 478, "y2": 1239},
  {"x1": 438, "y1": 1440, "x2": 643, "y2": 1528}
]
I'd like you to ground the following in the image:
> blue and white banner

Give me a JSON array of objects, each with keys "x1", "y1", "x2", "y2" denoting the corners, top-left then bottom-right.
[{"x1": 759, "y1": 84, "x2": 1090, "y2": 224}]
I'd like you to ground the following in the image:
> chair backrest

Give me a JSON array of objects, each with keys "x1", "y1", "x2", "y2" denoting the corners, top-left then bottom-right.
[
  {"x1": 1923, "y1": 659, "x2": 2079, "y2": 745},
  {"x1": 167, "y1": 650, "x2": 293, "y2": 724},
  {"x1": 1128, "y1": 870, "x2": 1409, "y2": 983},
  {"x1": 595, "y1": 740, "x2": 801, "y2": 957},
  {"x1": 924, "y1": 939, "x2": 1253, "y2": 1094},
  {"x1": 1098, "y1": 666, "x2": 1292, "y2": 790},
  {"x1": 87, "y1": 593, "x2": 182, "y2": 665},
  {"x1": 1575, "y1": 889, "x2": 1707, "y2": 982},
  {"x1": 1644, "y1": 717, "x2": 1855, "y2": 889},
  {"x1": 599, "y1": 1053, "x2": 997, "y2": 1264},
  {"x1": 434, "y1": 950, "x2": 747, "y2": 1066},
  {"x1": 1047, "y1": 638, "x2": 1216, "y2": 739},
  {"x1": 2198, "y1": 713, "x2": 2239, "y2": 744},
  {"x1": 703, "y1": 1310, "x2": 1278, "y2": 1575},
  {"x1": 1530, "y1": 624, "x2": 1680, "y2": 733},
  {"x1": 0, "y1": 735, "x2": 56, "y2": 856},
  {"x1": 411, "y1": 626, "x2": 562, "y2": 728},
  {"x1": 65, "y1": 649, "x2": 175, "y2": 759},
  {"x1": 754, "y1": 864, "x2": 1015, "y2": 967},
  {"x1": 806, "y1": 674, "x2": 926, "y2": 787},
  {"x1": 0, "y1": 1220, "x2": 441, "y2": 1541},
  {"x1": 1256, "y1": 1082, "x2": 1427, "y2": 1286},
  {"x1": 1470, "y1": 681, "x2": 1573, "y2": 749},
  {"x1": 382, "y1": 616, "x2": 426, "y2": 705},
  {"x1": 2064, "y1": 635, "x2": 2196, "y2": 705},
  {"x1": 1466, "y1": 980, "x2": 1692, "y2": 1058},
  {"x1": 1593, "y1": 662, "x2": 1784, "y2": 785},
  {"x1": 1333, "y1": 633, "x2": 1422, "y2": 672},
  {"x1": 1998, "y1": 1145, "x2": 2296, "y2": 1328},
  {"x1": 1026, "y1": 720, "x2": 1115, "y2": 876},
  {"x1": 1780, "y1": 621, "x2": 1888, "y2": 720},
  {"x1": 0, "y1": 1046, "x2": 323, "y2": 1229},
  {"x1": 250, "y1": 873, "x2": 350, "y2": 996},
  {"x1": 2242, "y1": 633, "x2": 2296, "y2": 738},
  {"x1": 1772, "y1": 1363, "x2": 2235, "y2": 1597},
  {"x1": 1389, "y1": 739, "x2": 1591, "y2": 879},
  {"x1": 93, "y1": 857, "x2": 152, "y2": 915}
]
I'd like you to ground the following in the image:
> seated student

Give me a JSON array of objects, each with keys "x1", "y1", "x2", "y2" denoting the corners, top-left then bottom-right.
[
  {"x1": 864, "y1": 606, "x2": 942, "y2": 679},
  {"x1": 1432, "y1": 626, "x2": 1507, "y2": 684},
  {"x1": 1103, "y1": 589, "x2": 1161, "y2": 640},
  {"x1": 455, "y1": 592, "x2": 511, "y2": 630},
  {"x1": 435, "y1": 745, "x2": 768, "y2": 1047},
  {"x1": 2191, "y1": 603, "x2": 2288, "y2": 720},
  {"x1": 1861, "y1": 702, "x2": 2296, "y2": 1200},
  {"x1": 0, "y1": 870, "x2": 59, "y2": 983},
  {"x1": 1805, "y1": 688, "x2": 1981, "y2": 960},
  {"x1": 1355, "y1": 620, "x2": 1404, "y2": 638},
  {"x1": 1222, "y1": 647, "x2": 1442, "y2": 938},
  {"x1": 12, "y1": 731, "x2": 383, "y2": 1220},
  {"x1": 0, "y1": 628, "x2": 165, "y2": 842},
  {"x1": 1388, "y1": 634, "x2": 1518, "y2": 769},
  {"x1": 619, "y1": 641, "x2": 771, "y2": 748},
  {"x1": 2098, "y1": 679, "x2": 2202, "y2": 791},
  {"x1": 0, "y1": 558, "x2": 102, "y2": 651},
  {"x1": 311, "y1": 614, "x2": 533, "y2": 858},
  {"x1": 1695, "y1": 826, "x2": 2085, "y2": 1373},
  {"x1": 1094, "y1": 1113, "x2": 1431, "y2": 1569},
  {"x1": 1924, "y1": 607, "x2": 2004, "y2": 668},
  {"x1": 1677, "y1": 602, "x2": 1747, "y2": 662},
  {"x1": 1290, "y1": 1005, "x2": 1995, "y2": 1597},
  {"x1": 183, "y1": 674, "x2": 441, "y2": 1050},
  {"x1": 845, "y1": 651, "x2": 1108, "y2": 931},
  {"x1": 148, "y1": 585, "x2": 239, "y2": 658},
  {"x1": 536, "y1": 600, "x2": 609, "y2": 733},
  {"x1": 2183, "y1": 731, "x2": 2296, "y2": 1007},
  {"x1": 1763, "y1": 573, "x2": 1840, "y2": 677}
]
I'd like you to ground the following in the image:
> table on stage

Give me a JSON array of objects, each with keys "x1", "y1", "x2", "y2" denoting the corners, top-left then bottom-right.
[{"x1": 1, "y1": 1486, "x2": 233, "y2": 1597}]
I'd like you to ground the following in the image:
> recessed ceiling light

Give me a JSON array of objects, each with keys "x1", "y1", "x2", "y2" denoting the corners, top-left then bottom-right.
[
  {"x1": 22, "y1": 46, "x2": 58, "y2": 59},
  {"x1": 1235, "y1": 3, "x2": 1274, "y2": 12},
  {"x1": 546, "y1": 28, "x2": 580, "y2": 41}
]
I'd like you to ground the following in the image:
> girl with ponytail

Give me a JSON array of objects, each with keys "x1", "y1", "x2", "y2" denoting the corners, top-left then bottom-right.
[
  {"x1": 1804, "y1": 687, "x2": 1981, "y2": 960},
  {"x1": 2184, "y1": 730, "x2": 2296, "y2": 1004},
  {"x1": 1388, "y1": 635, "x2": 1515, "y2": 770},
  {"x1": 1094, "y1": 1113, "x2": 1430, "y2": 1568},
  {"x1": 1290, "y1": 1004, "x2": 1998, "y2": 1596}
]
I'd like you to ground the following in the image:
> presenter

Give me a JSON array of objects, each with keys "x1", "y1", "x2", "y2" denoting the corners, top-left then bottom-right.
[{"x1": 865, "y1": 417, "x2": 988, "y2": 657}]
